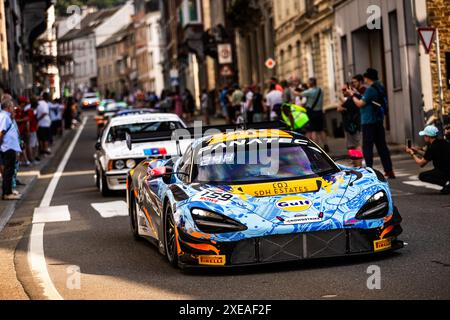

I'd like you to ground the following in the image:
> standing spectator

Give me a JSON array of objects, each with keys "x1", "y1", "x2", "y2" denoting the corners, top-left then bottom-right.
[
  {"x1": 219, "y1": 86, "x2": 229, "y2": 120},
  {"x1": 265, "y1": 83, "x2": 283, "y2": 121},
  {"x1": 225, "y1": 90, "x2": 234, "y2": 124},
  {"x1": 173, "y1": 90, "x2": 182, "y2": 118},
  {"x1": 26, "y1": 98, "x2": 40, "y2": 163},
  {"x1": 0, "y1": 99, "x2": 22, "y2": 200},
  {"x1": 350, "y1": 68, "x2": 395, "y2": 179},
  {"x1": 230, "y1": 84, "x2": 244, "y2": 124},
  {"x1": 182, "y1": 89, "x2": 195, "y2": 122},
  {"x1": 15, "y1": 96, "x2": 31, "y2": 166},
  {"x1": 200, "y1": 89, "x2": 210, "y2": 125},
  {"x1": 252, "y1": 85, "x2": 264, "y2": 123},
  {"x1": 50, "y1": 98, "x2": 64, "y2": 139},
  {"x1": 294, "y1": 85, "x2": 307, "y2": 107},
  {"x1": 269, "y1": 77, "x2": 283, "y2": 92},
  {"x1": 243, "y1": 85, "x2": 254, "y2": 124},
  {"x1": 338, "y1": 84, "x2": 361, "y2": 151},
  {"x1": 405, "y1": 125, "x2": 450, "y2": 194},
  {"x1": 301, "y1": 77, "x2": 329, "y2": 152},
  {"x1": 281, "y1": 80, "x2": 293, "y2": 104},
  {"x1": 37, "y1": 92, "x2": 52, "y2": 155},
  {"x1": 63, "y1": 97, "x2": 75, "y2": 130}
]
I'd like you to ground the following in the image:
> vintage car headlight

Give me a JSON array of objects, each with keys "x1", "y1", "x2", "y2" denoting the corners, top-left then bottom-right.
[
  {"x1": 191, "y1": 208, "x2": 247, "y2": 234},
  {"x1": 355, "y1": 191, "x2": 389, "y2": 220},
  {"x1": 126, "y1": 159, "x2": 136, "y2": 169},
  {"x1": 114, "y1": 159, "x2": 125, "y2": 170}
]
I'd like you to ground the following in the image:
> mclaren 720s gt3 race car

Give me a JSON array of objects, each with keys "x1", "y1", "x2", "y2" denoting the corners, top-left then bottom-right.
[{"x1": 126, "y1": 127, "x2": 403, "y2": 269}]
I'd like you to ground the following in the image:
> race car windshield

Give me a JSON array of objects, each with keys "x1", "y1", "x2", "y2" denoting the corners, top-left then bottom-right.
[
  {"x1": 193, "y1": 143, "x2": 338, "y2": 184},
  {"x1": 106, "y1": 121, "x2": 183, "y2": 142}
]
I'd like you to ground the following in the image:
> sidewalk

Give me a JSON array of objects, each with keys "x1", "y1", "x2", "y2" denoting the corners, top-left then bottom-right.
[
  {"x1": 0, "y1": 130, "x2": 75, "y2": 232},
  {"x1": 0, "y1": 128, "x2": 75, "y2": 300}
]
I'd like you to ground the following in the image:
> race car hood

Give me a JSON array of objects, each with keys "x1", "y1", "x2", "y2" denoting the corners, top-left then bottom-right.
[
  {"x1": 189, "y1": 171, "x2": 353, "y2": 228},
  {"x1": 104, "y1": 139, "x2": 193, "y2": 159}
]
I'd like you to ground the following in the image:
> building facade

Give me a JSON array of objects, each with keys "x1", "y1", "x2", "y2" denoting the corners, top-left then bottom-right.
[
  {"x1": 0, "y1": 1, "x2": 8, "y2": 90},
  {"x1": 133, "y1": 0, "x2": 164, "y2": 95},
  {"x1": 97, "y1": 23, "x2": 136, "y2": 99},
  {"x1": 334, "y1": 0, "x2": 429, "y2": 144},
  {"x1": 58, "y1": 2, "x2": 133, "y2": 95},
  {"x1": 426, "y1": 0, "x2": 450, "y2": 122},
  {"x1": 36, "y1": 4, "x2": 60, "y2": 98},
  {"x1": 2, "y1": 0, "x2": 53, "y2": 96},
  {"x1": 234, "y1": 0, "x2": 276, "y2": 88}
]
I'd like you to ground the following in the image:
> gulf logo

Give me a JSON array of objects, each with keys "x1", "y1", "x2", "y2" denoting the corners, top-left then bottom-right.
[{"x1": 276, "y1": 196, "x2": 312, "y2": 212}]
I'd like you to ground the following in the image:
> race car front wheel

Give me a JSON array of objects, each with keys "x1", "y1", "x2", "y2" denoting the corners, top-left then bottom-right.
[
  {"x1": 129, "y1": 190, "x2": 141, "y2": 241},
  {"x1": 164, "y1": 205, "x2": 178, "y2": 268}
]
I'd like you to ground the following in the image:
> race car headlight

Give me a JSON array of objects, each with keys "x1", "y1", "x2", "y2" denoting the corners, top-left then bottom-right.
[
  {"x1": 126, "y1": 159, "x2": 136, "y2": 169},
  {"x1": 114, "y1": 159, "x2": 125, "y2": 170},
  {"x1": 191, "y1": 208, "x2": 247, "y2": 234},
  {"x1": 355, "y1": 191, "x2": 389, "y2": 220}
]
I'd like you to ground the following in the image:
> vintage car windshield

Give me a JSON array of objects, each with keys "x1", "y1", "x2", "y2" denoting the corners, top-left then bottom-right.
[
  {"x1": 106, "y1": 121, "x2": 184, "y2": 142},
  {"x1": 193, "y1": 141, "x2": 338, "y2": 184}
]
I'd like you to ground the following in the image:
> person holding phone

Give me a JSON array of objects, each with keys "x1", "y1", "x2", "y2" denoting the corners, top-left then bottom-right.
[
  {"x1": 346, "y1": 68, "x2": 395, "y2": 179},
  {"x1": 338, "y1": 82, "x2": 361, "y2": 152},
  {"x1": 406, "y1": 125, "x2": 450, "y2": 195}
]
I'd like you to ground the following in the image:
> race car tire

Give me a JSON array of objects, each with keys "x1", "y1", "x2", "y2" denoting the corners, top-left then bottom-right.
[
  {"x1": 164, "y1": 205, "x2": 178, "y2": 268},
  {"x1": 129, "y1": 190, "x2": 141, "y2": 241},
  {"x1": 99, "y1": 169, "x2": 112, "y2": 197}
]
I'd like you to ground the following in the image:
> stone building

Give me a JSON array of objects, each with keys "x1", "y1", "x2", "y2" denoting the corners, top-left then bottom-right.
[
  {"x1": 97, "y1": 23, "x2": 136, "y2": 99},
  {"x1": 274, "y1": 0, "x2": 339, "y2": 135},
  {"x1": 426, "y1": 0, "x2": 450, "y2": 121},
  {"x1": 133, "y1": 0, "x2": 164, "y2": 95}
]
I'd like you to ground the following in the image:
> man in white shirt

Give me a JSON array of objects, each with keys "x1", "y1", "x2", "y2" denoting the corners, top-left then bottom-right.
[
  {"x1": 0, "y1": 99, "x2": 22, "y2": 200},
  {"x1": 265, "y1": 83, "x2": 283, "y2": 121},
  {"x1": 50, "y1": 98, "x2": 64, "y2": 138},
  {"x1": 36, "y1": 92, "x2": 52, "y2": 155}
]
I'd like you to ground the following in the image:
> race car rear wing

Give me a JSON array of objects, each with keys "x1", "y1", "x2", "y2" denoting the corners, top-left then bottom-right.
[{"x1": 125, "y1": 121, "x2": 288, "y2": 151}]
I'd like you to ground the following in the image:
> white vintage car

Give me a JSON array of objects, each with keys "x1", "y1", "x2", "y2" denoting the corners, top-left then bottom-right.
[{"x1": 94, "y1": 113, "x2": 191, "y2": 196}]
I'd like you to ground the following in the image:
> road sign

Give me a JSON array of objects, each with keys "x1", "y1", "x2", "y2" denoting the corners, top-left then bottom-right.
[
  {"x1": 265, "y1": 58, "x2": 276, "y2": 69},
  {"x1": 218, "y1": 43, "x2": 232, "y2": 64},
  {"x1": 418, "y1": 27, "x2": 436, "y2": 54},
  {"x1": 220, "y1": 65, "x2": 233, "y2": 77}
]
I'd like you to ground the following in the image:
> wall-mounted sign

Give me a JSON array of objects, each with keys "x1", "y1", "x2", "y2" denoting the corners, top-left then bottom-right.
[{"x1": 218, "y1": 44, "x2": 232, "y2": 64}]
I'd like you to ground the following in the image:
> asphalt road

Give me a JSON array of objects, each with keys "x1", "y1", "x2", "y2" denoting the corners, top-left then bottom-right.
[{"x1": 11, "y1": 114, "x2": 450, "y2": 300}]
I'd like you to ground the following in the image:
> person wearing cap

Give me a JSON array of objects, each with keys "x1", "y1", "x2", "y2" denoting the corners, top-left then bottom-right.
[
  {"x1": 347, "y1": 68, "x2": 395, "y2": 179},
  {"x1": 406, "y1": 125, "x2": 450, "y2": 194}
]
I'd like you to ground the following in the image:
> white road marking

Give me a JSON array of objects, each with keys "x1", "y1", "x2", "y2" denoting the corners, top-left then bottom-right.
[
  {"x1": 27, "y1": 116, "x2": 87, "y2": 300},
  {"x1": 32, "y1": 206, "x2": 71, "y2": 224},
  {"x1": 91, "y1": 201, "x2": 128, "y2": 218},
  {"x1": 403, "y1": 181, "x2": 442, "y2": 191}
]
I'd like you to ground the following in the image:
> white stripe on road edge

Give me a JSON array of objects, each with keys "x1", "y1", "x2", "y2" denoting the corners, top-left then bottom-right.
[
  {"x1": 28, "y1": 116, "x2": 87, "y2": 300},
  {"x1": 91, "y1": 201, "x2": 128, "y2": 218}
]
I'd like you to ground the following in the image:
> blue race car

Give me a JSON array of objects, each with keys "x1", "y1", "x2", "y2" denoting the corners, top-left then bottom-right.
[{"x1": 126, "y1": 128, "x2": 403, "y2": 269}]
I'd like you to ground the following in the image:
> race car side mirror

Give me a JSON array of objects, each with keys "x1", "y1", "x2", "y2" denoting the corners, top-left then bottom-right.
[
  {"x1": 95, "y1": 141, "x2": 101, "y2": 150},
  {"x1": 148, "y1": 166, "x2": 188, "y2": 182}
]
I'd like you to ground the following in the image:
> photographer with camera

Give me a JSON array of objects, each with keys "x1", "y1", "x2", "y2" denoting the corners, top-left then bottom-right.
[{"x1": 406, "y1": 125, "x2": 450, "y2": 195}]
